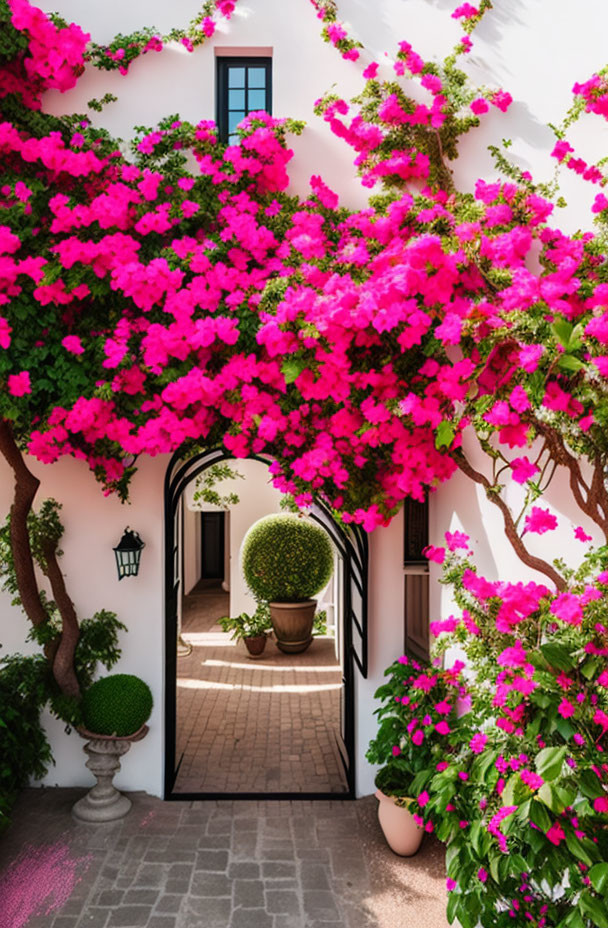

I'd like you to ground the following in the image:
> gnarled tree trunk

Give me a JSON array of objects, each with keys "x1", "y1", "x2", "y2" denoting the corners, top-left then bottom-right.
[{"x1": 0, "y1": 418, "x2": 81, "y2": 699}]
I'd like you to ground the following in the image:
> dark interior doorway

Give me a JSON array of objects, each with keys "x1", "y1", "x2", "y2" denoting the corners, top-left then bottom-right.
[{"x1": 201, "y1": 512, "x2": 225, "y2": 580}]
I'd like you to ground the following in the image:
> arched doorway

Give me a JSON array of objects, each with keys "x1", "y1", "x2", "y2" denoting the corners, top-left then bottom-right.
[{"x1": 163, "y1": 446, "x2": 368, "y2": 799}]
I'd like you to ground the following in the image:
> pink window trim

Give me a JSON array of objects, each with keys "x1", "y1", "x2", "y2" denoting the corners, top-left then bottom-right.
[{"x1": 214, "y1": 46, "x2": 273, "y2": 57}]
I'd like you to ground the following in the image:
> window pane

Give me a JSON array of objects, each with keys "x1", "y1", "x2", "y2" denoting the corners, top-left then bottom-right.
[
  {"x1": 229, "y1": 89, "x2": 245, "y2": 109},
  {"x1": 228, "y1": 67, "x2": 245, "y2": 88},
  {"x1": 247, "y1": 89, "x2": 267, "y2": 111},
  {"x1": 229, "y1": 111, "x2": 244, "y2": 133},
  {"x1": 247, "y1": 67, "x2": 267, "y2": 88}
]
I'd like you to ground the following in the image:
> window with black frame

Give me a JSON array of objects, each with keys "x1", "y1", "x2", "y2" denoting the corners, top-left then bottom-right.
[{"x1": 216, "y1": 57, "x2": 272, "y2": 144}]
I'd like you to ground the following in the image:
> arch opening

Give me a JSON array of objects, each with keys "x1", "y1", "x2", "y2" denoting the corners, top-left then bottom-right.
[{"x1": 164, "y1": 447, "x2": 368, "y2": 799}]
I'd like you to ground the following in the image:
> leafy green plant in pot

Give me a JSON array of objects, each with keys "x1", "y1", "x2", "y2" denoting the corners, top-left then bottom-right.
[
  {"x1": 219, "y1": 602, "x2": 272, "y2": 657},
  {"x1": 73, "y1": 673, "x2": 153, "y2": 823},
  {"x1": 241, "y1": 514, "x2": 334, "y2": 653},
  {"x1": 366, "y1": 654, "x2": 470, "y2": 856}
]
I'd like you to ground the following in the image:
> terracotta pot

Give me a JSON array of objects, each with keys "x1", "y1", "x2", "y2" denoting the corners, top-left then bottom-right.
[
  {"x1": 269, "y1": 600, "x2": 316, "y2": 653},
  {"x1": 375, "y1": 789, "x2": 424, "y2": 856},
  {"x1": 244, "y1": 634, "x2": 268, "y2": 657}
]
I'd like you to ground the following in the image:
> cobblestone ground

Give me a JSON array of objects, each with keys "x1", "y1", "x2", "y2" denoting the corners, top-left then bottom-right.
[
  {"x1": 174, "y1": 585, "x2": 348, "y2": 794},
  {"x1": 0, "y1": 789, "x2": 449, "y2": 928}
]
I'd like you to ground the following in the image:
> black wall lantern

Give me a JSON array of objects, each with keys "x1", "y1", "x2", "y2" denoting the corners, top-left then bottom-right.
[{"x1": 113, "y1": 528, "x2": 145, "y2": 580}]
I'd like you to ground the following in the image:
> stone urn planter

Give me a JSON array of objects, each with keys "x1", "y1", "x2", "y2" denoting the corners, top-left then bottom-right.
[
  {"x1": 72, "y1": 724, "x2": 148, "y2": 823},
  {"x1": 375, "y1": 789, "x2": 424, "y2": 856}
]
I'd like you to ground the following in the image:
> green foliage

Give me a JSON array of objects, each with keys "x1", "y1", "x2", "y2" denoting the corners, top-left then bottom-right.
[
  {"x1": 219, "y1": 602, "x2": 272, "y2": 640},
  {"x1": 242, "y1": 514, "x2": 334, "y2": 602},
  {"x1": 192, "y1": 463, "x2": 244, "y2": 509},
  {"x1": 0, "y1": 653, "x2": 53, "y2": 832},
  {"x1": 81, "y1": 673, "x2": 153, "y2": 736}
]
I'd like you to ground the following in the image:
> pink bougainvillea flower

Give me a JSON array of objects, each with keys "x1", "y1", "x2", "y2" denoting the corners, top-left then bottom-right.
[
  {"x1": 550, "y1": 592, "x2": 583, "y2": 626},
  {"x1": 0, "y1": 317, "x2": 11, "y2": 349},
  {"x1": 477, "y1": 868, "x2": 488, "y2": 883},
  {"x1": 61, "y1": 335, "x2": 84, "y2": 355},
  {"x1": 558, "y1": 698, "x2": 576, "y2": 718},
  {"x1": 418, "y1": 791, "x2": 430, "y2": 807},
  {"x1": 546, "y1": 823, "x2": 565, "y2": 846},
  {"x1": 446, "y1": 878, "x2": 457, "y2": 891},
  {"x1": 435, "y1": 721, "x2": 451, "y2": 735},
  {"x1": 7, "y1": 371, "x2": 31, "y2": 396},
  {"x1": 412, "y1": 729, "x2": 424, "y2": 746},
  {"x1": 470, "y1": 97, "x2": 489, "y2": 115},
  {"x1": 510, "y1": 457, "x2": 539, "y2": 485},
  {"x1": 391, "y1": 745, "x2": 401, "y2": 756},
  {"x1": 444, "y1": 530, "x2": 470, "y2": 551},
  {"x1": 574, "y1": 526, "x2": 592, "y2": 542},
  {"x1": 470, "y1": 732, "x2": 488, "y2": 754},
  {"x1": 423, "y1": 545, "x2": 445, "y2": 563},
  {"x1": 523, "y1": 507, "x2": 558, "y2": 535}
]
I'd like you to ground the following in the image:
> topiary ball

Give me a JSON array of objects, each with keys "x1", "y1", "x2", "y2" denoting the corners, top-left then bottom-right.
[
  {"x1": 242, "y1": 514, "x2": 334, "y2": 603},
  {"x1": 81, "y1": 674, "x2": 153, "y2": 737}
]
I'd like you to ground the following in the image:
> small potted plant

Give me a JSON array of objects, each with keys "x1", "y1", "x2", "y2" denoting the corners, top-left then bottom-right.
[
  {"x1": 73, "y1": 673, "x2": 153, "y2": 822},
  {"x1": 241, "y1": 514, "x2": 334, "y2": 653},
  {"x1": 219, "y1": 602, "x2": 272, "y2": 657},
  {"x1": 367, "y1": 654, "x2": 468, "y2": 856}
]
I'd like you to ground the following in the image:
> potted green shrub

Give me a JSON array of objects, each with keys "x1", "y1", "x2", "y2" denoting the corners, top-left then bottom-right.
[
  {"x1": 73, "y1": 673, "x2": 153, "y2": 822},
  {"x1": 241, "y1": 514, "x2": 334, "y2": 653},
  {"x1": 219, "y1": 602, "x2": 272, "y2": 657}
]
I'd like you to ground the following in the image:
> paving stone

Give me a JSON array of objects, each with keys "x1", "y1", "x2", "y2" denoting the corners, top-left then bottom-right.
[
  {"x1": 228, "y1": 861, "x2": 261, "y2": 879},
  {"x1": 164, "y1": 878, "x2": 191, "y2": 894},
  {"x1": 147, "y1": 919, "x2": 178, "y2": 928},
  {"x1": 154, "y1": 894, "x2": 183, "y2": 914},
  {"x1": 76, "y1": 909, "x2": 110, "y2": 928},
  {"x1": 302, "y1": 890, "x2": 341, "y2": 921},
  {"x1": 107, "y1": 906, "x2": 155, "y2": 927},
  {"x1": 133, "y1": 864, "x2": 166, "y2": 888},
  {"x1": 122, "y1": 889, "x2": 161, "y2": 906},
  {"x1": 52, "y1": 918, "x2": 79, "y2": 928},
  {"x1": 265, "y1": 889, "x2": 301, "y2": 915},
  {"x1": 182, "y1": 897, "x2": 232, "y2": 924},
  {"x1": 230, "y1": 909, "x2": 273, "y2": 928},
  {"x1": 300, "y1": 861, "x2": 331, "y2": 890},
  {"x1": 95, "y1": 889, "x2": 126, "y2": 907},
  {"x1": 190, "y1": 871, "x2": 232, "y2": 896},
  {"x1": 233, "y1": 878, "x2": 265, "y2": 907},
  {"x1": 262, "y1": 861, "x2": 296, "y2": 879},
  {"x1": 194, "y1": 849, "x2": 229, "y2": 871}
]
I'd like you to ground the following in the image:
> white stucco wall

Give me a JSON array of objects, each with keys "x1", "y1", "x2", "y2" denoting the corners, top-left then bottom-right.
[
  {"x1": 2, "y1": 0, "x2": 607, "y2": 797},
  {"x1": 0, "y1": 453, "x2": 168, "y2": 796}
]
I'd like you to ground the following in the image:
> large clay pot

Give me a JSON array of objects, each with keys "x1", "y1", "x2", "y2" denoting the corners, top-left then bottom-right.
[
  {"x1": 72, "y1": 724, "x2": 148, "y2": 823},
  {"x1": 269, "y1": 600, "x2": 316, "y2": 653},
  {"x1": 375, "y1": 789, "x2": 424, "y2": 856}
]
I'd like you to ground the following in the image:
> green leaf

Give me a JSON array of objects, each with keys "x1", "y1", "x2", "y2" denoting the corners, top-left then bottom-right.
[
  {"x1": 558, "y1": 354, "x2": 585, "y2": 373},
  {"x1": 589, "y1": 862, "x2": 608, "y2": 894},
  {"x1": 529, "y1": 800, "x2": 552, "y2": 832},
  {"x1": 540, "y1": 642, "x2": 575, "y2": 671},
  {"x1": 578, "y1": 769, "x2": 605, "y2": 799},
  {"x1": 551, "y1": 318, "x2": 573, "y2": 347},
  {"x1": 538, "y1": 783, "x2": 565, "y2": 814},
  {"x1": 535, "y1": 745, "x2": 567, "y2": 781},
  {"x1": 555, "y1": 717, "x2": 575, "y2": 741},
  {"x1": 579, "y1": 891, "x2": 608, "y2": 928},
  {"x1": 435, "y1": 420, "x2": 455, "y2": 449},
  {"x1": 565, "y1": 829, "x2": 595, "y2": 867},
  {"x1": 280, "y1": 359, "x2": 306, "y2": 385}
]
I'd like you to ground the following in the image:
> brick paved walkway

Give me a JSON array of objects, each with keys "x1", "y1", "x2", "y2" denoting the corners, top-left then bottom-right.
[
  {"x1": 0, "y1": 788, "x2": 449, "y2": 928},
  {"x1": 174, "y1": 585, "x2": 347, "y2": 794}
]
